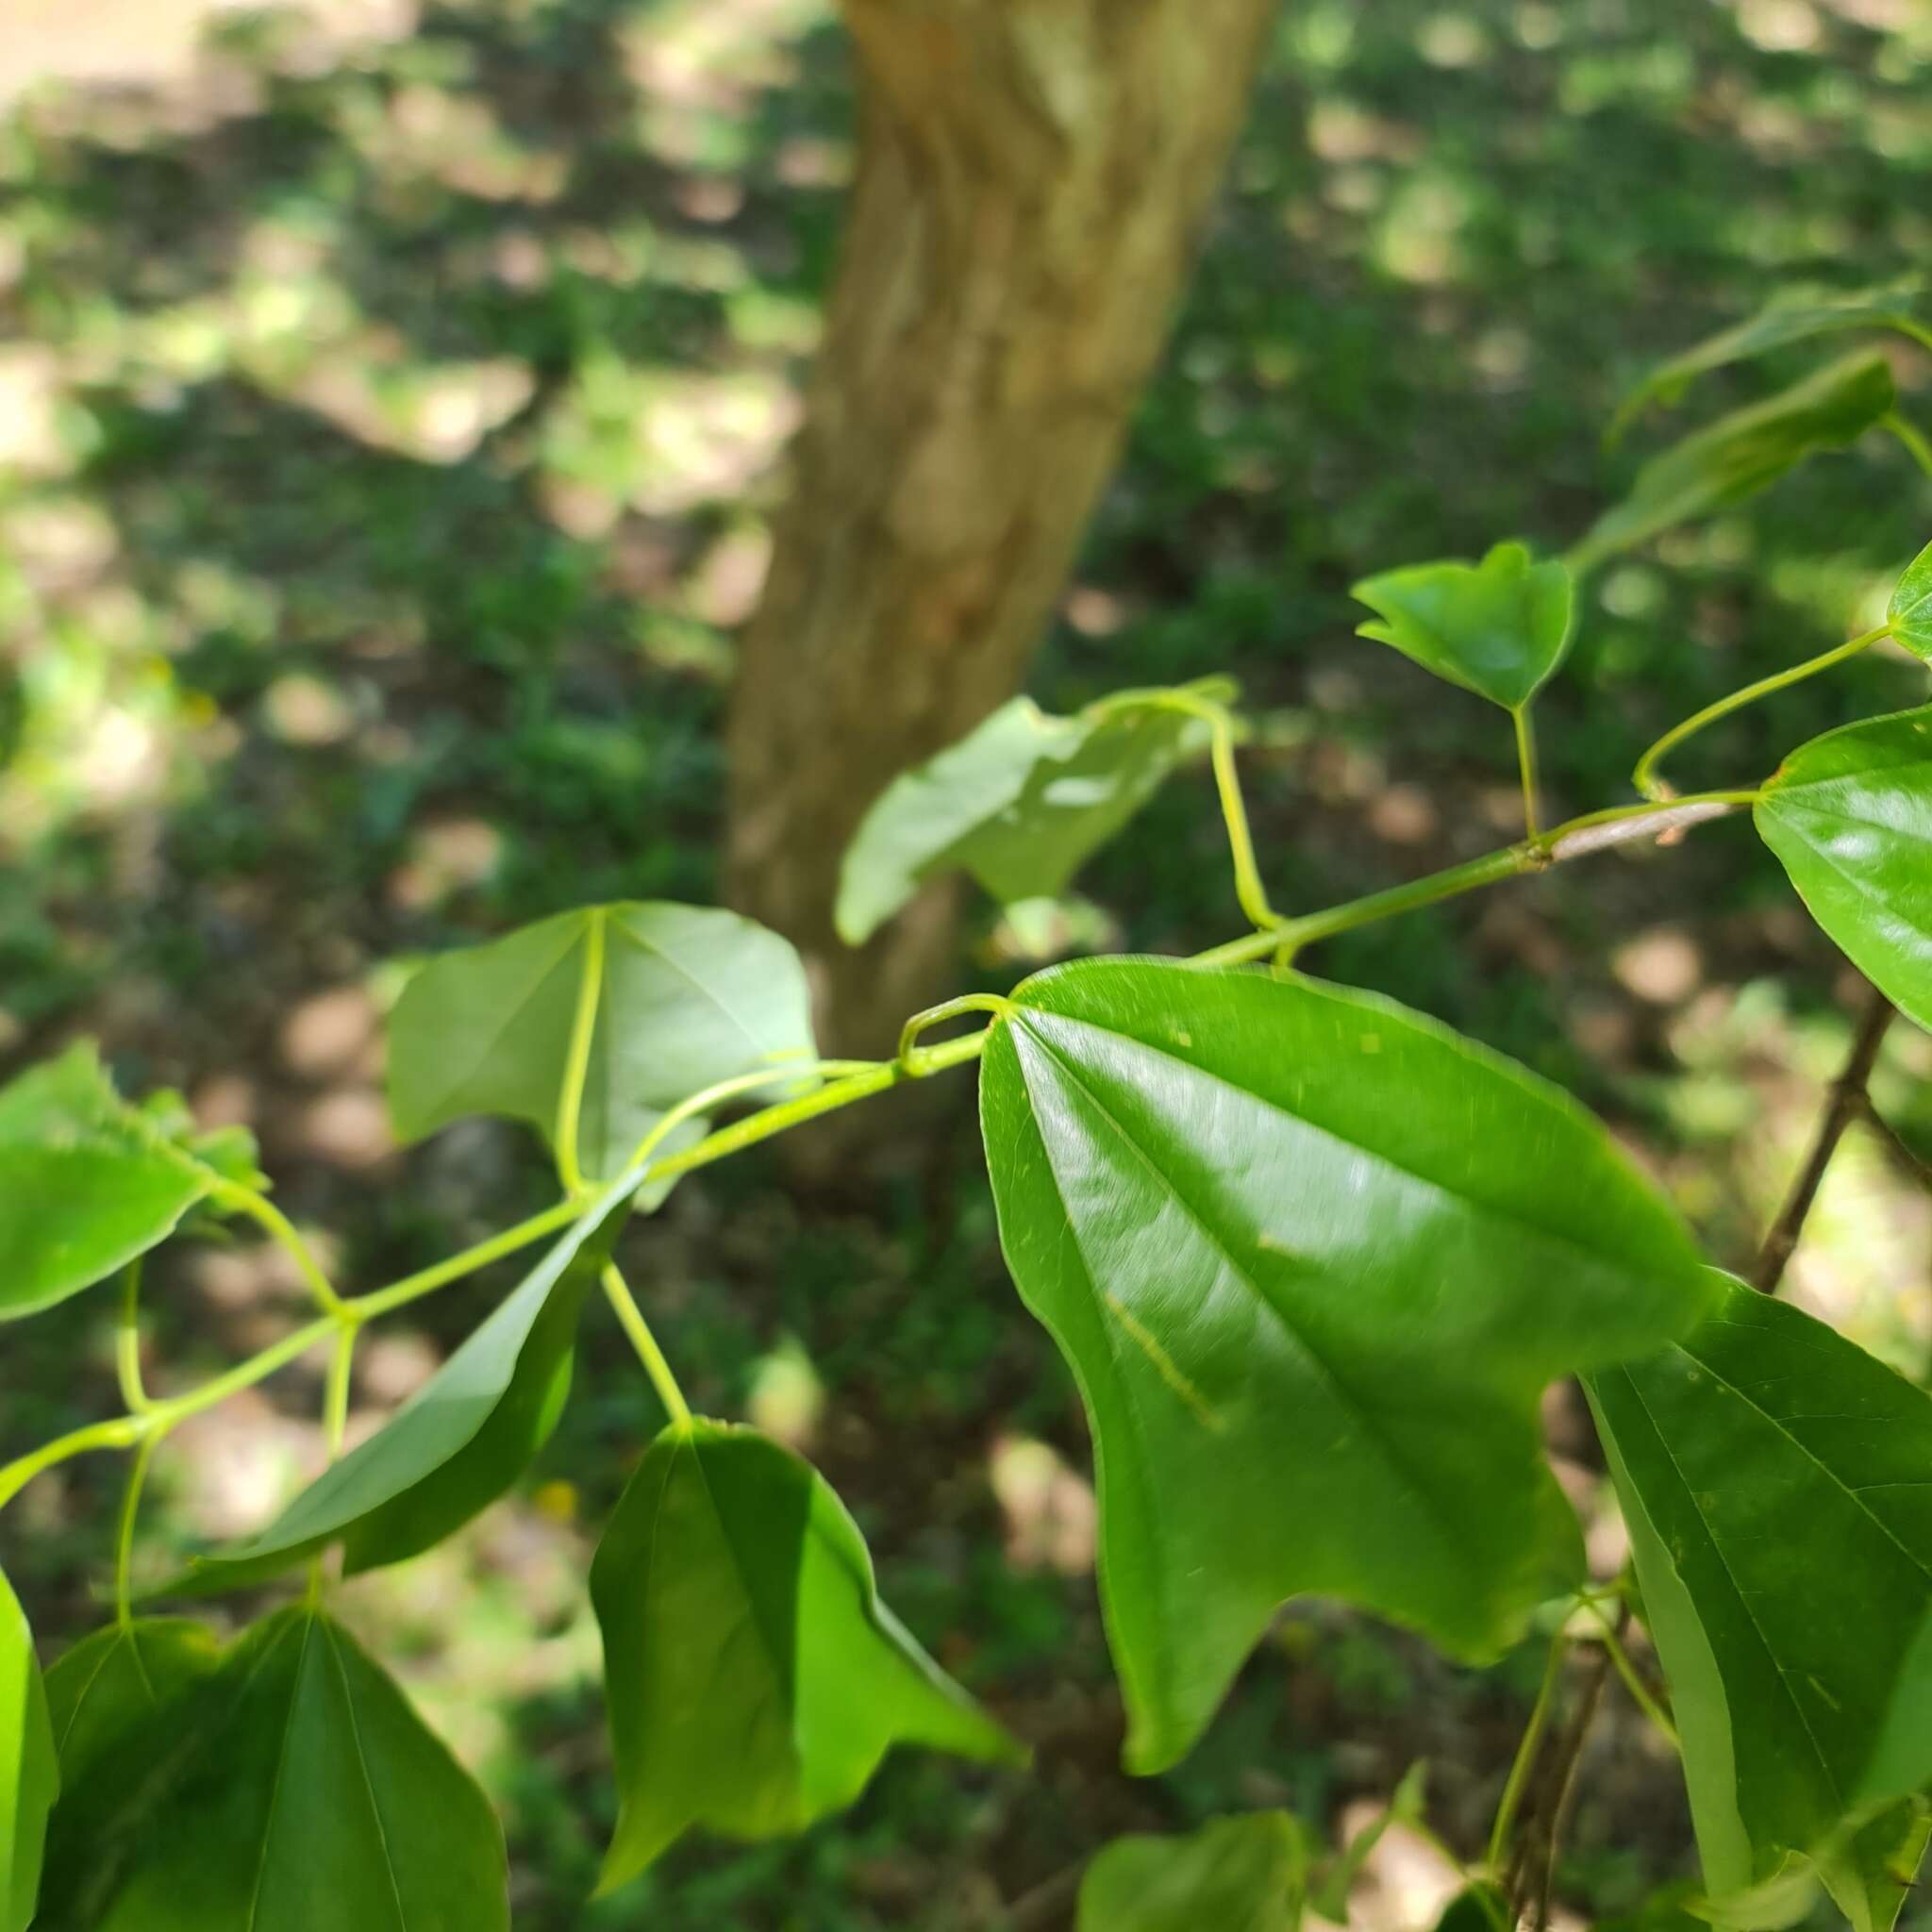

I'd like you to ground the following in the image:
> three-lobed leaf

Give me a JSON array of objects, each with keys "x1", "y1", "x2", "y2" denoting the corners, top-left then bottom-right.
[
  {"x1": 1889, "y1": 538, "x2": 1932, "y2": 665},
  {"x1": 1588, "y1": 1278, "x2": 1932, "y2": 1932},
  {"x1": 1754, "y1": 705, "x2": 1932, "y2": 1033},
  {"x1": 1574, "y1": 352, "x2": 1897, "y2": 573},
  {"x1": 1609, "y1": 277, "x2": 1925, "y2": 441},
  {"x1": 834, "y1": 683, "x2": 1226, "y2": 945},
  {"x1": 387, "y1": 900, "x2": 816, "y2": 1193},
  {"x1": 1075, "y1": 1812, "x2": 1306, "y2": 1932},
  {"x1": 1350, "y1": 541, "x2": 1574, "y2": 712},
  {"x1": 0, "y1": 1044, "x2": 236, "y2": 1323},
  {"x1": 980, "y1": 957, "x2": 1718, "y2": 1774},
  {"x1": 170, "y1": 1196, "x2": 624, "y2": 1593},
  {"x1": 37, "y1": 1607, "x2": 507, "y2": 1930},
  {"x1": 591, "y1": 1419, "x2": 1022, "y2": 1891},
  {"x1": 0, "y1": 1566, "x2": 56, "y2": 1932}
]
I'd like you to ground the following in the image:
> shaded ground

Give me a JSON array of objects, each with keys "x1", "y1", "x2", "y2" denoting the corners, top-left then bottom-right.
[{"x1": 1, "y1": 0, "x2": 1930, "y2": 1926}]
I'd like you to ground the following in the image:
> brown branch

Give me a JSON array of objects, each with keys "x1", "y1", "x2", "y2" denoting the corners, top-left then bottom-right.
[
  {"x1": 1753, "y1": 984, "x2": 1895, "y2": 1293},
  {"x1": 1002, "y1": 1862, "x2": 1083, "y2": 1932}
]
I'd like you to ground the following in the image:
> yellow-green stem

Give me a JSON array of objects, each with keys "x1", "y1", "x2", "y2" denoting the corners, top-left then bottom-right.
[
  {"x1": 601, "y1": 1264, "x2": 691, "y2": 1427},
  {"x1": 112, "y1": 1431, "x2": 160, "y2": 1629},
  {"x1": 555, "y1": 907, "x2": 608, "y2": 1195},
  {"x1": 349, "y1": 1198, "x2": 585, "y2": 1322},
  {"x1": 1512, "y1": 706, "x2": 1541, "y2": 841},
  {"x1": 1487, "y1": 1629, "x2": 1568, "y2": 1876},
  {"x1": 1885, "y1": 411, "x2": 1932, "y2": 482},
  {"x1": 214, "y1": 1183, "x2": 345, "y2": 1316},
  {"x1": 1584, "y1": 1599, "x2": 1679, "y2": 1750},
  {"x1": 116, "y1": 1258, "x2": 150, "y2": 1415},
  {"x1": 1632, "y1": 626, "x2": 1886, "y2": 801}
]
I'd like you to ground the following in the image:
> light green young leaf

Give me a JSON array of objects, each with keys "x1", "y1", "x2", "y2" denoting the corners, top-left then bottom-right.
[
  {"x1": 1588, "y1": 1278, "x2": 1932, "y2": 1932},
  {"x1": 979, "y1": 958, "x2": 1717, "y2": 1774},
  {"x1": 834, "y1": 680, "x2": 1228, "y2": 945},
  {"x1": 387, "y1": 900, "x2": 816, "y2": 1193},
  {"x1": 1574, "y1": 353, "x2": 1897, "y2": 573},
  {"x1": 1, "y1": 1566, "x2": 56, "y2": 1932},
  {"x1": 170, "y1": 1196, "x2": 622, "y2": 1593},
  {"x1": 1076, "y1": 1812, "x2": 1307, "y2": 1932},
  {"x1": 1889, "y1": 538, "x2": 1932, "y2": 665},
  {"x1": 1350, "y1": 542, "x2": 1574, "y2": 711},
  {"x1": 0, "y1": 1044, "x2": 233, "y2": 1322},
  {"x1": 39, "y1": 1607, "x2": 507, "y2": 1931},
  {"x1": 1754, "y1": 705, "x2": 1932, "y2": 1032},
  {"x1": 1608, "y1": 277, "x2": 1926, "y2": 441},
  {"x1": 591, "y1": 1419, "x2": 1022, "y2": 1892}
]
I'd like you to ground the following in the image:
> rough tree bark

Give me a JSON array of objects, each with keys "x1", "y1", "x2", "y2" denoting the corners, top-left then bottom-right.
[{"x1": 726, "y1": 0, "x2": 1281, "y2": 1055}]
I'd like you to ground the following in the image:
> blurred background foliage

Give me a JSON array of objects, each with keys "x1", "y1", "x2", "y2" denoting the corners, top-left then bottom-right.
[{"x1": 1, "y1": 0, "x2": 1930, "y2": 1924}]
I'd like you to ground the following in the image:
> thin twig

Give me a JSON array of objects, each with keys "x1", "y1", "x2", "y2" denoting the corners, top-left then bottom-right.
[
  {"x1": 1856, "y1": 1093, "x2": 1932, "y2": 1193},
  {"x1": 1531, "y1": 1632, "x2": 1614, "y2": 1932},
  {"x1": 1754, "y1": 985, "x2": 1894, "y2": 1292},
  {"x1": 1003, "y1": 1862, "x2": 1083, "y2": 1932}
]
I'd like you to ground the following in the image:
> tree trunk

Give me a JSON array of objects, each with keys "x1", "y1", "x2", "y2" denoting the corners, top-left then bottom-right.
[{"x1": 727, "y1": 0, "x2": 1279, "y2": 1055}]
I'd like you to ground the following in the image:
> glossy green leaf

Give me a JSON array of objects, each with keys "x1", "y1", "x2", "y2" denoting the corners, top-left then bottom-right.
[
  {"x1": 1588, "y1": 1278, "x2": 1932, "y2": 1930},
  {"x1": 1, "y1": 1566, "x2": 56, "y2": 1932},
  {"x1": 1889, "y1": 537, "x2": 1932, "y2": 665},
  {"x1": 591, "y1": 1419, "x2": 1022, "y2": 1890},
  {"x1": 980, "y1": 958, "x2": 1717, "y2": 1773},
  {"x1": 834, "y1": 681, "x2": 1227, "y2": 945},
  {"x1": 1574, "y1": 353, "x2": 1896, "y2": 573},
  {"x1": 39, "y1": 1607, "x2": 507, "y2": 1931},
  {"x1": 1076, "y1": 1812, "x2": 1307, "y2": 1932},
  {"x1": 0, "y1": 1044, "x2": 226, "y2": 1322},
  {"x1": 1609, "y1": 278, "x2": 1925, "y2": 440},
  {"x1": 43, "y1": 1621, "x2": 221, "y2": 1793},
  {"x1": 388, "y1": 900, "x2": 816, "y2": 1191},
  {"x1": 1350, "y1": 542, "x2": 1574, "y2": 711},
  {"x1": 1754, "y1": 705, "x2": 1932, "y2": 1032},
  {"x1": 172, "y1": 1196, "x2": 621, "y2": 1593}
]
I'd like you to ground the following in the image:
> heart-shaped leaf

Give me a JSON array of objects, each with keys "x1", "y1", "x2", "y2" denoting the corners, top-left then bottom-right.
[
  {"x1": 171, "y1": 1195, "x2": 621, "y2": 1593},
  {"x1": 1588, "y1": 1278, "x2": 1932, "y2": 1932},
  {"x1": 1754, "y1": 705, "x2": 1932, "y2": 1032},
  {"x1": 835, "y1": 682, "x2": 1225, "y2": 945},
  {"x1": 1, "y1": 1566, "x2": 56, "y2": 1932},
  {"x1": 37, "y1": 1607, "x2": 507, "y2": 1931},
  {"x1": 1574, "y1": 353, "x2": 1896, "y2": 573},
  {"x1": 0, "y1": 1045, "x2": 236, "y2": 1323},
  {"x1": 1350, "y1": 542, "x2": 1574, "y2": 711},
  {"x1": 1076, "y1": 1812, "x2": 1307, "y2": 1932},
  {"x1": 980, "y1": 958, "x2": 1717, "y2": 1773},
  {"x1": 591, "y1": 1419, "x2": 1022, "y2": 1891},
  {"x1": 388, "y1": 901, "x2": 816, "y2": 1192},
  {"x1": 1889, "y1": 538, "x2": 1932, "y2": 665},
  {"x1": 1609, "y1": 278, "x2": 1925, "y2": 441}
]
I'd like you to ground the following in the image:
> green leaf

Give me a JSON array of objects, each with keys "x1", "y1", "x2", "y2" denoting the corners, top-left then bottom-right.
[
  {"x1": 0, "y1": 1044, "x2": 226, "y2": 1322},
  {"x1": 387, "y1": 900, "x2": 816, "y2": 1192},
  {"x1": 1076, "y1": 1812, "x2": 1307, "y2": 1932},
  {"x1": 1889, "y1": 538, "x2": 1932, "y2": 665},
  {"x1": 43, "y1": 1621, "x2": 221, "y2": 1793},
  {"x1": 1609, "y1": 277, "x2": 1925, "y2": 441},
  {"x1": 1308, "y1": 1762, "x2": 1426, "y2": 1923},
  {"x1": 1574, "y1": 353, "x2": 1897, "y2": 573},
  {"x1": 171, "y1": 1197, "x2": 621, "y2": 1593},
  {"x1": 1350, "y1": 542, "x2": 1574, "y2": 711},
  {"x1": 1, "y1": 1566, "x2": 56, "y2": 1932},
  {"x1": 834, "y1": 681, "x2": 1228, "y2": 945},
  {"x1": 979, "y1": 958, "x2": 1717, "y2": 1774},
  {"x1": 591, "y1": 1419, "x2": 1022, "y2": 1890},
  {"x1": 1587, "y1": 1277, "x2": 1932, "y2": 1930},
  {"x1": 1754, "y1": 705, "x2": 1932, "y2": 1033},
  {"x1": 1431, "y1": 1886, "x2": 1511, "y2": 1932},
  {"x1": 38, "y1": 1607, "x2": 507, "y2": 1931}
]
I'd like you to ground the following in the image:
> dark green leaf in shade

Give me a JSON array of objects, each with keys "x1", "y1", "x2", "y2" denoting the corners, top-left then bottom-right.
[
  {"x1": 591, "y1": 1420, "x2": 1023, "y2": 1892},
  {"x1": 1075, "y1": 1812, "x2": 1307, "y2": 1932},
  {"x1": 1588, "y1": 1278, "x2": 1932, "y2": 1931},
  {"x1": 1350, "y1": 542, "x2": 1574, "y2": 711},
  {"x1": 979, "y1": 958, "x2": 1717, "y2": 1773},
  {"x1": 0, "y1": 1044, "x2": 226, "y2": 1321},
  {"x1": 42, "y1": 1621, "x2": 220, "y2": 1792},
  {"x1": 834, "y1": 681, "x2": 1228, "y2": 945},
  {"x1": 387, "y1": 900, "x2": 816, "y2": 1192},
  {"x1": 1573, "y1": 353, "x2": 1896, "y2": 573},
  {"x1": 37, "y1": 1607, "x2": 507, "y2": 1931},
  {"x1": 171, "y1": 1197, "x2": 620, "y2": 1593},
  {"x1": 1, "y1": 1565, "x2": 56, "y2": 1932},
  {"x1": 1608, "y1": 278, "x2": 1925, "y2": 440},
  {"x1": 1431, "y1": 1886, "x2": 1512, "y2": 1932},
  {"x1": 1889, "y1": 538, "x2": 1932, "y2": 665},
  {"x1": 1754, "y1": 706, "x2": 1932, "y2": 1032}
]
